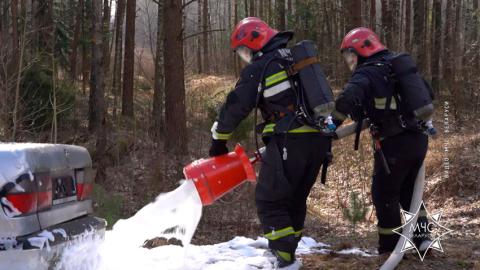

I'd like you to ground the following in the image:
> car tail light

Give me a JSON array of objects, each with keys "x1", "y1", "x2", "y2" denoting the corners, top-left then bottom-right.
[
  {"x1": 76, "y1": 168, "x2": 94, "y2": 201},
  {"x1": 2, "y1": 173, "x2": 53, "y2": 216},
  {"x1": 5, "y1": 193, "x2": 37, "y2": 215}
]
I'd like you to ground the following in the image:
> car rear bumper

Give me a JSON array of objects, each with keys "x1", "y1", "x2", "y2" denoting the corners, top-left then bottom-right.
[{"x1": 0, "y1": 215, "x2": 106, "y2": 269}]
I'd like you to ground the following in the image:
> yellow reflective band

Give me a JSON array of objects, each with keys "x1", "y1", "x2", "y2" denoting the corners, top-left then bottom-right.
[
  {"x1": 264, "y1": 226, "x2": 295, "y2": 240},
  {"x1": 377, "y1": 226, "x2": 397, "y2": 235},
  {"x1": 215, "y1": 132, "x2": 232, "y2": 140},
  {"x1": 294, "y1": 229, "x2": 303, "y2": 237},
  {"x1": 265, "y1": 71, "x2": 288, "y2": 87},
  {"x1": 262, "y1": 123, "x2": 275, "y2": 134},
  {"x1": 211, "y1": 121, "x2": 232, "y2": 140},
  {"x1": 374, "y1": 97, "x2": 397, "y2": 110},
  {"x1": 274, "y1": 250, "x2": 292, "y2": 262},
  {"x1": 288, "y1": 125, "x2": 320, "y2": 133},
  {"x1": 262, "y1": 124, "x2": 320, "y2": 134}
]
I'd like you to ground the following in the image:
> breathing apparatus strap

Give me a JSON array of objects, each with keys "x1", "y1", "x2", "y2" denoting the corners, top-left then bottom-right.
[
  {"x1": 287, "y1": 56, "x2": 319, "y2": 76},
  {"x1": 320, "y1": 146, "x2": 333, "y2": 185},
  {"x1": 353, "y1": 106, "x2": 365, "y2": 150},
  {"x1": 362, "y1": 58, "x2": 407, "y2": 138}
]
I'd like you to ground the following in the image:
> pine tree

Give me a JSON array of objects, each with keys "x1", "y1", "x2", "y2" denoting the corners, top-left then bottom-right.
[{"x1": 342, "y1": 192, "x2": 367, "y2": 234}]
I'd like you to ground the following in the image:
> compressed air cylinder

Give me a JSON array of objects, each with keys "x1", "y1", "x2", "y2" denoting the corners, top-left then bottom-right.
[
  {"x1": 389, "y1": 53, "x2": 434, "y2": 121},
  {"x1": 291, "y1": 40, "x2": 335, "y2": 119}
]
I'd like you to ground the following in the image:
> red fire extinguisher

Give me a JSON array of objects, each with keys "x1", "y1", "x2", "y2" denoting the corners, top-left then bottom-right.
[{"x1": 183, "y1": 144, "x2": 261, "y2": 206}]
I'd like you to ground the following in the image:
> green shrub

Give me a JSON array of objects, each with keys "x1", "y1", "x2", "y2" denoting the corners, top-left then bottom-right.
[
  {"x1": 92, "y1": 183, "x2": 123, "y2": 229},
  {"x1": 342, "y1": 191, "x2": 367, "y2": 234},
  {"x1": 20, "y1": 63, "x2": 75, "y2": 132}
]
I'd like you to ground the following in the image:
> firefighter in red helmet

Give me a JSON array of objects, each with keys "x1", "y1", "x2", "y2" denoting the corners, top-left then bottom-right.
[
  {"x1": 333, "y1": 27, "x2": 434, "y2": 256},
  {"x1": 209, "y1": 17, "x2": 332, "y2": 268}
]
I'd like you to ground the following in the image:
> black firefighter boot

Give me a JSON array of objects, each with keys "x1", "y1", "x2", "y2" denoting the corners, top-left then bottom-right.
[
  {"x1": 272, "y1": 249, "x2": 295, "y2": 268},
  {"x1": 413, "y1": 215, "x2": 432, "y2": 256}
]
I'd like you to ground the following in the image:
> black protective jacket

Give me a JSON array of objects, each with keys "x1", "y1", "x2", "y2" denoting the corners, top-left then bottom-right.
[
  {"x1": 334, "y1": 50, "x2": 425, "y2": 137},
  {"x1": 211, "y1": 32, "x2": 300, "y2": 141}
]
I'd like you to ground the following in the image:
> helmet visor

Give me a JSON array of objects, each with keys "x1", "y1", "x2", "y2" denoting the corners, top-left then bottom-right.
[
  {"x1": 342, "y1": 50, "x2": 358, "y2": 71},
  {"x1": 236, "y1": 46, "x2": 253, "y2": 64}
]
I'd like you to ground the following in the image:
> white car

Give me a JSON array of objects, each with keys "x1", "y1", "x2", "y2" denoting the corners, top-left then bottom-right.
[{"x1": 0, "y1": 143, "x2": 106, "y2": 269}]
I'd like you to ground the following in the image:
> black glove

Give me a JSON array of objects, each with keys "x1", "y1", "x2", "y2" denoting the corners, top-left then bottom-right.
[{"x1": 208, "y1": 139, "x2": 229, "y2": 157}]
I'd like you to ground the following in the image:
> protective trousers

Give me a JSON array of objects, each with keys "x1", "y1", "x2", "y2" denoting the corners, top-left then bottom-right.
[
  {"x1": 371, "y1": 130, "x2": 429, "y2": 253},
  {"x1": 255, "y1": 133, "x2": 331, "y2": 255}
]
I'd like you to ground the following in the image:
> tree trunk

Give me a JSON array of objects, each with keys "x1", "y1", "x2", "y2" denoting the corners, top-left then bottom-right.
[
  {"x1": 405, "y1": 0, "x2": 411, "y2": 51},
  {"x1": 197, "y1": 0, "x2": 202, "y2": 73},
  {"x1": 202, "y1": 0, "x2": 209, "y2": 73},
  {"x1": 244, "y1": 0, "x2": 248, "y2": 17},
  {"x1": 444, "y1": 0, "x2": 456, "y2": 97},
  {"x1": 89, "y1": 0, "x2": 105, "y2": 132},
  {"x1": 122, "y1": 0, "x2": 136, "y2": 117},
  {"x1": 431, "y1": 0, "x2": 441, "y2": 93},
  {"x1": 163, "y1": 0, "x2": 187, "y2": 154},
  {"x1": 267, "y1": 0, "x2": 273, "y2": 25},
  {"x1": 102, "y1": 0, "x2": 112, "y2": 91},
  {"x1": 89, "y1": 0, "x2": 107, "y2": 183},
  {"x1": 474, "y1": 0, "x2": 480, "y2": 72},
  {"x1": 153, "y1": 0, "x2": 164, "y2": 138},
  {"x1": 234, "y1": 0, "x2": 240, "y2": 75},
  {"x1": 70, "y1": 0, "x2": 84, "y2": 81},
  {"x1": 259, "y1": 0, "x2": 263, "y2": 19},
  {"x1": 112, "y1": 0, "x2": 126, "y2": 118},
  {"x1": 276, "y1": 0, "x2": 286, "y2": 30},
  {"x1": 370, "y1": 0, "x2": 376, "y2": 30},
  {"x1": 10, "y1": 0, "x2": 20, "y2": 141},
  {"x1": 81, "y1": 0, "x2": 89, "y2": 96},
  {"x1": 381, "y1": 0, "x2": 393, "y2": 47},
  {"x1": 346, "y1": 0, "x2": 361, "y2": 31},
  {"x1": 413, "y1": 0, "x2": 427, "y2": 73},
  {"x1": 249, "y1": 0, "x2": 254, "y2": 16}
]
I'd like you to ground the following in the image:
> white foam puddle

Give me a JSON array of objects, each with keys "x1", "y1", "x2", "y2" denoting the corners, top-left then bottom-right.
[{"x1": 52, "y1": 180, "x2": 373, "y2": 270}]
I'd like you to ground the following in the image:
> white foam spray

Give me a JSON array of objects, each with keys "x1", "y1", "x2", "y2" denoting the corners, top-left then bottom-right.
[{"x1": 55, "y1": 180, "x2": 203, "y2": 270}]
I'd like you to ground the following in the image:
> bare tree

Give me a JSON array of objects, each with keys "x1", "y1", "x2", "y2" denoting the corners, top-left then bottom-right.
[
  {"x1": 413, "y1": 0, "x2": 427, "y2": 73},
  {"x1": 90, "y1": 0, "x2": 107, "y2": 182},
  {"x1": 112, "y1": 0, "x2": 126, "y2": 118},
  {"x1": 202, "y1": 0, "x2": 210, "y2": 73},
  {"x1": 197, "y1": 0, "x2": 202, "y2": 73},
  {"x1": 346, "y1": 0, "x2": 361, "y2": 31},
  {"x1": 122, "y1": 0, "x2": 136, "y2": 117},
  {"x1": 276, "y1": 0, "x2": 286, "y2": 30},
  {"x1": 153, "y1": 0, "x2": 165, "y2": 138},
  {"x1": 70, "y1": 0, "x2": 84, "y2": 82},
  {"x1": 163, "y1": 0, "x2": 187, "y2": 154},
  {"x1": 431, "y1": 0, "x2": 442, "y2": 92}
]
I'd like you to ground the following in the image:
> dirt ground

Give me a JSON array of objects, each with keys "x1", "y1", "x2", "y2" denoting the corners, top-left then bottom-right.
[{"x1": 300, "y1": 237, "x2": 480, "y2": 270}]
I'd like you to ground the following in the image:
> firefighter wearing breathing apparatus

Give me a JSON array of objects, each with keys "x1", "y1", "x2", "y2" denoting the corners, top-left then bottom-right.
[
  {"x1": 333, "y1": 27, "x2": 434, "y2": 255},
  {"x1": 208, "y1": 17, "x2": 335, "y2": 267}
]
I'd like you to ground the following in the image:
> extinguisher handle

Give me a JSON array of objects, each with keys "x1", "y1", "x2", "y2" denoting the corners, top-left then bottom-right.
[{"x1": 250, "y1": 146, "x2": 266, "y2": 164}]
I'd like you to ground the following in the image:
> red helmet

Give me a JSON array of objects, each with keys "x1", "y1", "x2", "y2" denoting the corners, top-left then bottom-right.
[
  {"x1": 340, "y1": 27, "x2": 386, "y2": 58},
  {"x1": 231, "y1": 17, "x2": 278, "y2": 52}
]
